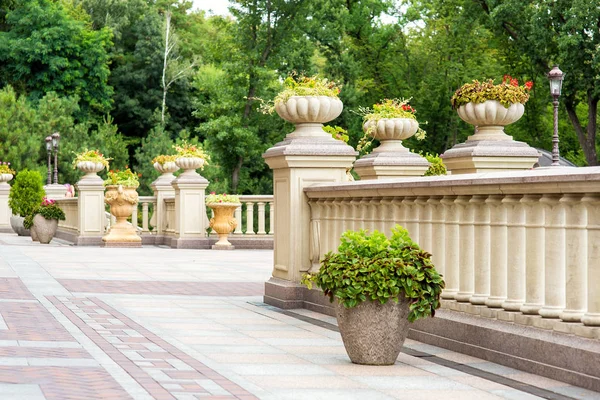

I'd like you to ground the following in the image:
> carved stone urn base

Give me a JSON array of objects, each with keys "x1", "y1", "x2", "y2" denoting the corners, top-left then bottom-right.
[
  {"x1": 208, "y1": 202, "x2": 239, "y2": 250},
  {"x1": 102, "y1": 185, "x2": 141, "y2": 248}
]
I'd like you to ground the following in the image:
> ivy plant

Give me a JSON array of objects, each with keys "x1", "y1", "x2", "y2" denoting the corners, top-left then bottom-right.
[{"x1": 302, "y1": 226, "x2": 445, "y2": 323}]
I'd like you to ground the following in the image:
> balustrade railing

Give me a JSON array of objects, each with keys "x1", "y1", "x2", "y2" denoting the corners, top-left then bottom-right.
[{"x1": 304, "y1": 168, "x2": 600, "y2": 338}]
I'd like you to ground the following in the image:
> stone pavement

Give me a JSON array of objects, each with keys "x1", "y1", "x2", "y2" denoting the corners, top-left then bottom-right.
[{"x1": 0, "y1": 233, "x2": 598, "y2": 400}]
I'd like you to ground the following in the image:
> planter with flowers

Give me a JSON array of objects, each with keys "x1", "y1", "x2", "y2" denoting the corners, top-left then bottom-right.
[
  {"x1": 206, "y1": 193, "x2": 241, "y2": 249},
  {"x1": 302, "y1": 226, "x2": 445, "y2": 365},
  {"x1": 23, "y1": 198, "x2": 66, "y2": 244},
  {"x1": 73, "y1": 149, "x2": 111, "y2": 183},
  {"x1": 353, "y1": 99, "x2": 430, "y2": 179},
  {"x1": 0, "y1": 162, "x2": 15, "y2": 185},
  {"x1": 173, "y1": 141, "x2": 210, "y2": 178},
  {"x1": 443, "y1": 76, "x2": 540, "y2": 174},
  {"x1": 153, "y1": 154, "x2": 179, "y2": 176},
  {"x1": 102, "y1": 168, "x2": 141, "y2": 246}
]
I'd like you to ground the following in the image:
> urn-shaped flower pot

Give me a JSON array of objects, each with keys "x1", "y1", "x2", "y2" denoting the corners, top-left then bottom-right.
[
  {"x1": 175, "y1": 157, "x2": 205, "y2": 178},
  {"x1": 10, "y1": 215, "x2": 30, "y2": 236},
  {"x1": 76, "y1": 161, "x2": 105, "y2": 184},
  {"x1": 208, "y1": 202, "x2": 240, "y2": 250},
  {"x1": 0, "y1": 173, "x2": 13, "y2": 184},
  {"x1": 363, "y1": 118, "x2": 420, "y2": 153},
  {"x1": 275, "y1": 96, "x2": 343, "y2": 137},
  {"x1": 336, "y1": 297, "x2": 412, "y2": 365},
  {"x1": 457, "y1": 100, "x2": 524, "y2": 141},
  {"x1": 102, "y1": 185, "x2": 141, "y2": 247},
  {"x1": 32, "y1": 214, "x2": 58, "y2": 244}
]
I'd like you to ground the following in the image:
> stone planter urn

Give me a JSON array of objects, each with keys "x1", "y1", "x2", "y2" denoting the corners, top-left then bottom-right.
[
  {"x1": 153, "y1": 161, "x2": 179, "y2": 176},
  {"x1": 208, "y1": 202, "x2": 240, "y2": 250},
  {"x1": 353, "y1": 118, "x2": 429, "y2": 179},
  {"x1": 457, "y1": 100, "x2": 525, "y2": 141},
  {"x1": 10, "y1": 215, "x2": 30, "y2": 236},
  {"x1": 32, "y1": 215, "x2": 58, "y2": 244},
  {"x1": 30, "y1": 224, "x2": 39, "y2": 241},
  {"x1": 275, "y1": 96, "x2": 343, "y2": 137},
  {"x1": 0, "y1": 173, "x2": 13, "y2": 184},
  {"x1": 76, "y1": 161, "x2": 105, "y2": 183},
  {"x1": 102, "y1": 185, "x2": 141, "y2": 247},
  {"x1": 175, "y1": 157, "x2": 205, "y2": 177},
  {"x1": 336, "y1": 297, "x2": 412, "y2": 365}
]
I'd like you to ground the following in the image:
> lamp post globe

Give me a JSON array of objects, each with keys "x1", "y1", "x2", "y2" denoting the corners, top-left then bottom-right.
[{"x1": 547, "y1": 66, "x2": 565, "y2": 166}]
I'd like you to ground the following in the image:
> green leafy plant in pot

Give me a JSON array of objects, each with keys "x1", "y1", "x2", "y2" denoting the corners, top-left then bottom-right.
[
  {"x1": 8, "y1": 170, "x2": 44, "y2": 236},
  {"x1": 302, "y1": 225, "x2": 445, "y2": 365}
]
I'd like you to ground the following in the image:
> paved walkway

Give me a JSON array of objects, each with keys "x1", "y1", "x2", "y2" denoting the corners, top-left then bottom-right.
[{"x1": 0, "y1": 233, "x2": 598, "y2": 400}]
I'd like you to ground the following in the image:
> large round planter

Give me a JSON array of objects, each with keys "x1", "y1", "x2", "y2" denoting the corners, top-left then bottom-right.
[
  {"x1": 153, "y1": 161, "x2": 179, "y2": 175},
  {"x1": 275, "y1": 96, "x2": 343, "y2": 124},
  {"x1": 457, "y1": 100, "x2": 524, "y2": 141},
  {"x1": 30, "y1": 225, "x2": 39, "y2": 242},
  {"x1": 363, "y1": 118, "x2": 419, "y2": 153},
  {"x1": 103, "y1": 185, "x2": 141, "y2": 246},
  {"x1": 335, "y1": 297, "x2": 411, "y2": 365},
  {"x1": 76, "y1": 161, "x2": 105, "y2": 182},
  {"x1": 208, "y1": 202, "x2": 240, "y2": 248},
  {"x1": 0, "y1": 173, "x2": 13, "y2": 184},
  {"x1": 10, "y1": 215, "x2": 30, "y2": 236},
  {"x1": 175, "y1": 157, "x2": 205, "y2": 177},
  {"x1": 32, "y1": 214, "x2": 58, "y2": 244}
]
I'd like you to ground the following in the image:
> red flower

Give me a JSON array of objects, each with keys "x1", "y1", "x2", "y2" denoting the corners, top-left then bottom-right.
[
  {"x1": 503, "y1": 75, "x2": 511, "y2": 84},
  {"x1": 524, "y1": 81, "x2": 533, "y2": 90},
  {"x1": 510, "y1": 78, "x2": 519, "y2": 87}
]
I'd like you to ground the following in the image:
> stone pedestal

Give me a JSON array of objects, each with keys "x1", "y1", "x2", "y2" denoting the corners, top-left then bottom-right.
[
  {"x1": 0, "y1": 181, "x2": 11, "y2": 232},
  {"x1": 151, "y1": 171, "x2": 177, "y2": 245},
  {"x1": 43, "y1": 184, "x2": 67, "y2": 200},
  {"x1": 171, "y1": 171, "x2": 210, "y2": 249},
  {"x1": 262, "y1": 127, "x2": 356, "y2": 305},
  {"x1": 74, "y1": 174, "x2": 105, "y2": 245}
]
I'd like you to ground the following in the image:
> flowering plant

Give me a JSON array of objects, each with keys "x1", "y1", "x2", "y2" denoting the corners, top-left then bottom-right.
[
  {"x1": 104, "y1": 167, "x2": 140, "y2": 188},
  {"x1": 174, "y1": 141, "x2": 210, "y2": 163},
  {"x1": 323, "y1": 125, "x2": 349, "y2": 143},
  {"x1": 206, "y1": 193, "x2": 240, "y2": 204},
  {"x1": 152, "y1": 154, "x2": 178, "y2": 165},
  {"x1": 24, "y1": 197, "x2": 66, "y2": 228},
  {"x1": 451, "y1": 76, "x2": 534, "y2": 109},
  {"x1": 259, "y1": 73, "x2": 341, "y2": 114},
  {"x1": 0, "y1": 161, "x2": 15, "y2": 175},
  {"x1": 72, "y1": 149, "x2": 111, "y2": 169},
  {"x1": 357, "y1": 99, "x2": 427, "y2": 152}
]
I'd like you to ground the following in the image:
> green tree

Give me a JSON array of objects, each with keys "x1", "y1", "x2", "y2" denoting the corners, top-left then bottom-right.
[{"x1": 0, "y1": 0, "x2": 113, "y2": 114}]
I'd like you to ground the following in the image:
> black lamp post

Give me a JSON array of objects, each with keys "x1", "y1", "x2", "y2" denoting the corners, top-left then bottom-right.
[
  {"x1": 45, "y1": 136, "x2": 53, "y2": 185},
  {"x1": 547, "y1": 66, "x2": 565, "y2": 166},
  {"x1": 51, "y1": 132, "x2": 60, "y2": 184}
]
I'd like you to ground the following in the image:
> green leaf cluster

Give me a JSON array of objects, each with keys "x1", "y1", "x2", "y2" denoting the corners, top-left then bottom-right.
[
  {"x1": 303, "y1": 226, "x2": 445, "y2": 322},
  {"x1": 323, "y1": 125, "x2": 349, "y2": 143},
  {"x1": 34, "y1": 203, "x2": 66, "y2": 222},
  {"x1": 273, "y1": 74, "x2": 341, "y2": 106},
  {"x1": 206, "y1": 193, "x2": 241, "y2": 204},
  {"x1": 104, "y1": 168, "x2": 140, "y2": 188},
  {"x1": 423, "y1": 153, "x2": 447, "y2": 176},
  {"x1": 451, "y1": 79, "x2": 532, "y2": 109},
  {"x1": 8, "y1": 169, "x2": 45, "y2": 217}
]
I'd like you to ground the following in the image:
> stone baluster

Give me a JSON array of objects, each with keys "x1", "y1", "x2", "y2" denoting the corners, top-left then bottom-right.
[
  {"x1": 428, "y1": 196, "x2": 445, "y2": 277},
  {"x1": 560, "y1": 194, "x2": 587, "y2": 322},
  {"x1": 520, "y1": 195, "x2": 545, "y2": 315},
  {"x1": 245, "y1": 202, "x2": 255, "y2": 235},
  {"x1": 234, "y1": 204, "x2": 243, "y2": 234},
  {"x1": 131, "y1": 204, "x2": 138, "y2": 229},
  {"x1": 142, "y1": 202, "x2": 149, "y2": 232},
  {"x1": 338, "y1": 198, "x2": 349, "y2": 239},
  {"x1": 269, "y1": 201, "x2": 274, "y2": 235},
  {"x1": 321, "y1": 199, "x2": 331, "y2": 254},
  {"x1": 456, "y1": 195, "x2": 474, "y2": 302},
  {"x1": 441, "y1": 195, "x2": 459, "y2": 299},
  {"x1": 539, "y1": 194, "x2": 565, "y2": 318},
  {"x1": 417, "y1": 196, "x2": 432, "y2": 253},
  {"x1": 470, "y1": 195, "x2": 490, "y2": 305},
  {"x1": 485, "y1": 194, "x2": 507, "y2": 308},
  {"x1": 502, "y1": 195, "x2": 526, "y2": 311},
  {"x1": 582, "y1": 194, "x2": 600, "y2": 326},
  {"x1": 350, "y1": 198, "x2": 361, "y2": 232},
  {"x1": 394, "y1": 197, "x2": 407, "y2": 230},
  {"x1": 380, "y1": 197, "x2": 395, "y2": 234},
  {"x1": 403, "y1": 197, "x2": 419, "y2": 241},
  {"x1": 257, "y1": 202, "x2": 267, "y2": 235}
]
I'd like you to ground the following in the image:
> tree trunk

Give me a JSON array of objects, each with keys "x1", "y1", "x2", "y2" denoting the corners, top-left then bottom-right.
[
  {"x1": 565, "y1": 95, "x2": 598, "y2": 166},
  {"x1": 231, "y1": 156, "x2": 244, "y2": 193},
  {"x1": 161, "y1": 12, "x2": 171, "y2": 126}
]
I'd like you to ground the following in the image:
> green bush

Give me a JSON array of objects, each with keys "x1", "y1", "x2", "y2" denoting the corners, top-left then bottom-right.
[
  {"x1": 8, "y1": 170, "x2": 44, "y2": 217},
  {"x1": 424, "y1": 153, "x2": 447, "y2": 176},
  {"x1": 302, "y1": 226, "x2": 445, "y2": 322}
]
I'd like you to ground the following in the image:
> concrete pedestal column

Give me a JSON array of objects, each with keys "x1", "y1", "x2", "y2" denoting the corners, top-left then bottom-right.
[
  {"x1": 456, "y1": 195, "x2": 474, "y2": 302},
  {"x1": 502, "y1": 195, "x2": 525, "y2": 311},
  {"x1": 262, "y1": 113, "x2": 357, "y2": 308},
  {"x1": 0, "y1": 180, "x2": 11, "y2": 232},
  {"x1": 560, "y1": 194, "x2": 587, "y2": 322},
  {"x1": 539, "y1": 194, "x2": 565, "y2": 319},
  {"x1": 520, "y1": 195, "x2": 545, "y2": 315},
  {"x1": 470, "y1": 195, "x2": 490, "y2": 305},
  {"x1": 582, "y1": 194, "x2": 600, "y2": 326},
  {"x1": 75, "y1": 174, "x2": 105, "y2": 245},
  {"x1": 441, "y1": 196, "x2": 459, "y2": 299},
  {"x1": 485, "y1": 195, "x2": 507, "y2": 308},
  {"x1": 171, "y1": 172, "x2": 210, "y2": 249},
  {"x1": 151, "y1": 172, "x2": 177, "y2": 244},
  {"x1": 43, "y1": 184, "x2": 67, "y2": 200}
]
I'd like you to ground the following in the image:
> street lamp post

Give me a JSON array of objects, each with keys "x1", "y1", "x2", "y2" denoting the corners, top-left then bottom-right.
[
  {"x1": 45, "y1": 136, "x2": 53, "y2": 185},
  {"x1": 548, "y1": 65, "x2": 565, "y2": 166},
  {"x1": 51, "y1": 132, "x2": 60, "y2": 184}
]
